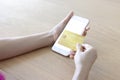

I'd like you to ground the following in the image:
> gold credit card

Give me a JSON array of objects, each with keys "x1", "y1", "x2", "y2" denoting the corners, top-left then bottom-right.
[{"x1": 58, "y1": 30, "x2": 85, "y2": 51}]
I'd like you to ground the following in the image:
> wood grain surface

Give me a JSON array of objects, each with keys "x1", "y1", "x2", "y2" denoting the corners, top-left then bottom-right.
[{"x1": 0, "y1": 0, "x2": 120, "y2": 80}]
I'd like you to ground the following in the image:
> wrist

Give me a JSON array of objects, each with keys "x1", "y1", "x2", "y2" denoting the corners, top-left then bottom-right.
[
  {"x1": 73, "y1": 65, "x2": 88, "y2": 80},
  {"x1": 72, "y1": 66, "x2": 82, "y2": 80}
]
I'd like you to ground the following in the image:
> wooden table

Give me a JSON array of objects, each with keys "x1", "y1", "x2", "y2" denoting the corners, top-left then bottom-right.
[{"x1": 0, "y1": 0, "x2": 120, "y2": 80}]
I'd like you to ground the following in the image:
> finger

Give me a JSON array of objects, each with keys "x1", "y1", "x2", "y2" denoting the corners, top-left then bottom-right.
[
  {"x1": 82, "y1": 26, "x2": 89, "y2": 36},
  {"x1": 76, "y1": 43, "x2": 81, "y2": 52},
  {"x1": 85, "y1": 26, "x2": 90, "y2": 31},
  {"x1": 82, "y1": 30, "x2": 87, "y2": 36},
  {"x1": 80, "y1": 45, "x2": 86, "y2": 52},
  {"x1": 82, "y1": 44, "x2": 93, "y2": 52},
  {"x1": 69, "y1": 53, "x2": 75, "y2": 59},
  {"x1": 62, "y1": 11, "x2": 74, "y2": 24},
  {"x1": 69, "y1": 50, "x2": 76, "y2": 59},
  {"x1": 76, "y1": 43, "x2": 86, "y2": 54}
]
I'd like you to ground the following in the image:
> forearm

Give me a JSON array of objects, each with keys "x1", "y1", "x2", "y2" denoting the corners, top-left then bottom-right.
[
  {"x1": 0, "y1": 11, "x2": 73, "y2": 60},
  {"x1": 0, "y1": 31, "x2": 54, "y2": 60},
  {"x1": 72, "y1": 44, "x2": 97, "y2": 80}
]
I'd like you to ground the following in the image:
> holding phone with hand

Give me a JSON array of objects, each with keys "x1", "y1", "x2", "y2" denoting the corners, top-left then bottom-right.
[{"x1": 52, "y1": 15, "x2": 89, "y2": 56}]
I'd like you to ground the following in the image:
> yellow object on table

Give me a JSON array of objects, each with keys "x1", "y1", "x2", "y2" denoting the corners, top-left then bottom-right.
[{"x1": 58, "y1": 30, "x2": 85, "y2": 51}]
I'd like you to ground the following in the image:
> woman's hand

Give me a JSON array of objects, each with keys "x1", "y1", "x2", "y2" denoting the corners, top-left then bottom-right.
[
  {"x1": 72, "y1": 44, "x2": 97, "y2": 80},
  {"x1": 74, "y1": 44, "x2": 97, "y2": 69}
]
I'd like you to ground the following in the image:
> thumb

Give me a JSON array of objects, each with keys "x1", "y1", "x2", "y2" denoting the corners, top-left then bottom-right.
[{"x1": 76, "y1": 43, "x2": 82, "y2": 53}]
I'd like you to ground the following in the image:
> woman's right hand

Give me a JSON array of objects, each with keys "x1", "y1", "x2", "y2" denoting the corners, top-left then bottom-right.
[{"x1": 74, "y1": 43, "x2": 97, "y2": 69}]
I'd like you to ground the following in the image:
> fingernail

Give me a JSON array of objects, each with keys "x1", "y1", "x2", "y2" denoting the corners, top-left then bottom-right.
[{"x1": 80, "y1": 46, "x2": 86, "y2": 52}]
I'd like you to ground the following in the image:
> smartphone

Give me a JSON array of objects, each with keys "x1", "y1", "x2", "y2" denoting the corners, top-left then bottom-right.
[{"x1": 52, "y1": 15, "x2": 89, "y2": 56}]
